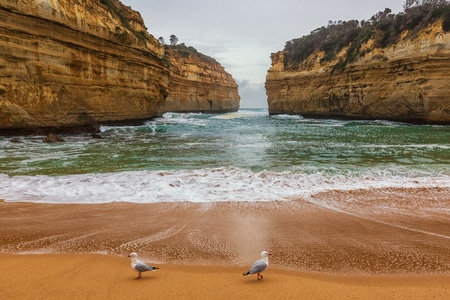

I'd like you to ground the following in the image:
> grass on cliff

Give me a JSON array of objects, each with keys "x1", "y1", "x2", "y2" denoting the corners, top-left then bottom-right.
[
  {"x1": 164, "y1": 44, "x2": 218, "y2": 64},
  {"x1": 283, "y1": 1, "x2": 450, "y2": 72}
]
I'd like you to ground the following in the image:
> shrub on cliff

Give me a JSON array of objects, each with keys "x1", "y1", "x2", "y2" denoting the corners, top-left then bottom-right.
[
  {"x1": 165, "y1": 44, "x2": 217, "y2": 64},
  {"x1": 432, "y1": 5, "x2": 450, "y2": 31},
  {"x1": 283, "y1": 1, "x2": 450, "y2": 71}
]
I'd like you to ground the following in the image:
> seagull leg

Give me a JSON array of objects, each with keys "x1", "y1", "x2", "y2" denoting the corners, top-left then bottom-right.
[
  {"x1": 257, "y1": 273, "x2": 263, "y2": 280},
  {"x1": 136, "y1": 272, "x2": 142, "y2": 279}
]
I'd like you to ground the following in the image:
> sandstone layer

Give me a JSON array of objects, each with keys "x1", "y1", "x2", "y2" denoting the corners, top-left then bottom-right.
[
  {"x1": 266, "y1": 22, "x2": 450, "y2": 124},
  {"x1": 164, "y1": 47, "x2": 240, "y2": 113},
  {"x1": 0, "y1": 0, "x2": 170, "y2": 134},
  {"x1": 0, "y1": 0, "x2": 240, "y2": 135}
]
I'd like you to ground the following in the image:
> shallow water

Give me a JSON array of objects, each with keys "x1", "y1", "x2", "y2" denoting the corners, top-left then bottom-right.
[{"x1": 1, "y1": 109, "x2": 449, "y2": 203}]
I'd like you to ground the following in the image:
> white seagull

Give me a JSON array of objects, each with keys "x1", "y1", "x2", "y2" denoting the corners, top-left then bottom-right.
[
  {"x1": 242, "y1": 250, "x2": 272, "y2": 280},
  {"x1": 128, "y1": 252, "x2": 159, "y2": 279}
]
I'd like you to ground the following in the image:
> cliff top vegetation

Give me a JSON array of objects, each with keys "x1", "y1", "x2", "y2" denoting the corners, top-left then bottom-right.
[
  {"x1": 165, "y1": 44, "x2": 216, "y2": 62},
  {"x1": 161, "y1": 35, "x2": 218, "y2": 64},
  {"x1": 283, "y1": 0, "x2": 450, "y2": 72}
]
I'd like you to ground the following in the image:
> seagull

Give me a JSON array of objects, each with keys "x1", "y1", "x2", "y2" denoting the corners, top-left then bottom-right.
[
  {"x1": 128, "y1": 252, "x2": 159, "y2": 279},
  {"x1": 243, "y1": 251, "x2": 272, "y2": 280}
]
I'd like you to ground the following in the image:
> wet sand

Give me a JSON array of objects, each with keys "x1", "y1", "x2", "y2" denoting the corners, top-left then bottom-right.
[{"x1": 1, "y1": 187, "x2": 450, "y2": 298}]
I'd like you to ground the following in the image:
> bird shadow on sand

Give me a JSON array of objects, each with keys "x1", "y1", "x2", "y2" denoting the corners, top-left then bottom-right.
[
  {"x1": 127, "y1": 276, "x2": 159, "y2": 282},
  {"x1": 241, "y1": 277, "x2": 273, "y2": 285}
]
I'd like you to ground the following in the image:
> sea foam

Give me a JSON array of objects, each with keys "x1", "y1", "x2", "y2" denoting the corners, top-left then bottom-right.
[{"x1": 1, "y1": 167, "x2": 449, "y2": 204}]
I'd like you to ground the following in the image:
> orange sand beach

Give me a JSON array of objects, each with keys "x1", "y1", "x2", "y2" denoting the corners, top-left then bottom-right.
[
  {"x1": 1, "y1": 254, "x2": 449, "y2": 299},
  {"x1": 1, "y1": 187, "x2": 449, "y2": 299}
]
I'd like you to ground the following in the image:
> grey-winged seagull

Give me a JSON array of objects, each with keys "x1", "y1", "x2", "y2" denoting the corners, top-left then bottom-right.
[
  {"x1": 242, "y1": 250, "x2": 271, "y2": 280},
  {"x1": 128, "y1": 252, "x2": 159, "y2": 279}
]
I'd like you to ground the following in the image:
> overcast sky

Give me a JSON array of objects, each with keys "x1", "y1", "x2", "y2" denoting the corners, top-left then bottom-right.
[{"x1": 121, "y1": 0, "x2": 406, "y2": 108}]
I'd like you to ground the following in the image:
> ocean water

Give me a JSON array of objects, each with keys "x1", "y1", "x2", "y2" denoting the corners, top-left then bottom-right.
[{"x1": 1, "y1": 108, "x2": 449, "y2": 203}]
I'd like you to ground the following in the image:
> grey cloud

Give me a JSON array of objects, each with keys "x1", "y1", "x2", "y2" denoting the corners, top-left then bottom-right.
[{"x1": 123, "y1": 0, "x2": 406, "y2": 108}]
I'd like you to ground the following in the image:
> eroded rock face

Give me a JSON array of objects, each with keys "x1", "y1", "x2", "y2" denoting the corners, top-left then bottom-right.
[
  {"x1": 266, "y1": 22, "x2": 450, "y2": 124},
  {"x1": 164, "y1": 48, "x2": 240, "y2": 113},
  {"x1": 0, "y1": 0, "x2": 169, "y2": 134}
]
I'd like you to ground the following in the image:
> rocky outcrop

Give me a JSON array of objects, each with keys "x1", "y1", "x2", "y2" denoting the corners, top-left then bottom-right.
[
  {"x1": 0, "y1": 0, "x2": 170, "y2": 134},
  {"x1": 0, "y1": 0, "x2": 240, "y2": 135},
  {"x1": 164, "y1": 47, "x2": 240, "y2": 113},
  {"x1": 266, "y1": 21, "x2": 450, "y2": 124}
]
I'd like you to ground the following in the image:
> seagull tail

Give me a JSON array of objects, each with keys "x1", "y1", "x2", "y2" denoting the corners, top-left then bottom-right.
[
  {"x1": 152, "y1": 267, "x2": 160, "y2": 271},
  {"x1": 242, "y1": 271, "x2": 250, "y2": 276}
]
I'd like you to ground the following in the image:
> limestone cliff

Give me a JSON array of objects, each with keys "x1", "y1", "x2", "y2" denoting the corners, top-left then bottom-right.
[
  {"x1": 0, "y1": 0, "x2": 170, "y2": 134},
  {"x1": 164, "y1": 47, "x2": 239, "y2": 113},
  {"x1": 266, "y1": 12, "x2": 450, "y2": 124},
  {"x1": 0, "y1": 0, "x2": 240, "y2": 135}
]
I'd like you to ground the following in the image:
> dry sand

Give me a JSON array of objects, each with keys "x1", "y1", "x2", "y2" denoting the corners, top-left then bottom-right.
[
  {"x1": 1, "y1": 253, "x2": 449, "y2": 299},
  {"x1": 1, "y1": 187, "x2": 449, "y2": 299}
]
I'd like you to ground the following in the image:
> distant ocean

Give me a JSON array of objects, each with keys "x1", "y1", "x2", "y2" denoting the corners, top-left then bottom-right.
[{"x1": 1, "y1": 108, "x2": 449, "y2": 203}]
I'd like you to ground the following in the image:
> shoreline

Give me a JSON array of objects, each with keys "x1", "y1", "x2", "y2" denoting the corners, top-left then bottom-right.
[
  {"x1": 1, "y1": 187, "x2": 449, "y2": 298},
  {"x1": 1, "y1": 187, "x2": 449, "y2": 273}
]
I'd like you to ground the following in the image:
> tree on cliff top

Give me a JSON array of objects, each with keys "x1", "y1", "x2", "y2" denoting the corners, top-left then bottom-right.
[
  {"x1": 170, "y1": 34, "x2": 179, "y2": 46},
  {"x1": 283, "y1": 0, "x2": 450, "y2": 72}
]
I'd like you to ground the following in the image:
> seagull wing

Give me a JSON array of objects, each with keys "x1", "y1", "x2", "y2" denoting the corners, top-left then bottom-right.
[
  {"x1": 248, "y1": 259, "x2": 268, "y2": 274},
  {"x1": 134, "y1": 260, "x2": 156, "y2": 272}
]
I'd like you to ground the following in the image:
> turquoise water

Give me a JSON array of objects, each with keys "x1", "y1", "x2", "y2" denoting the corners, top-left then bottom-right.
[{"x1": 1, "y1": 109, "x2": 449, "y2": 203}]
